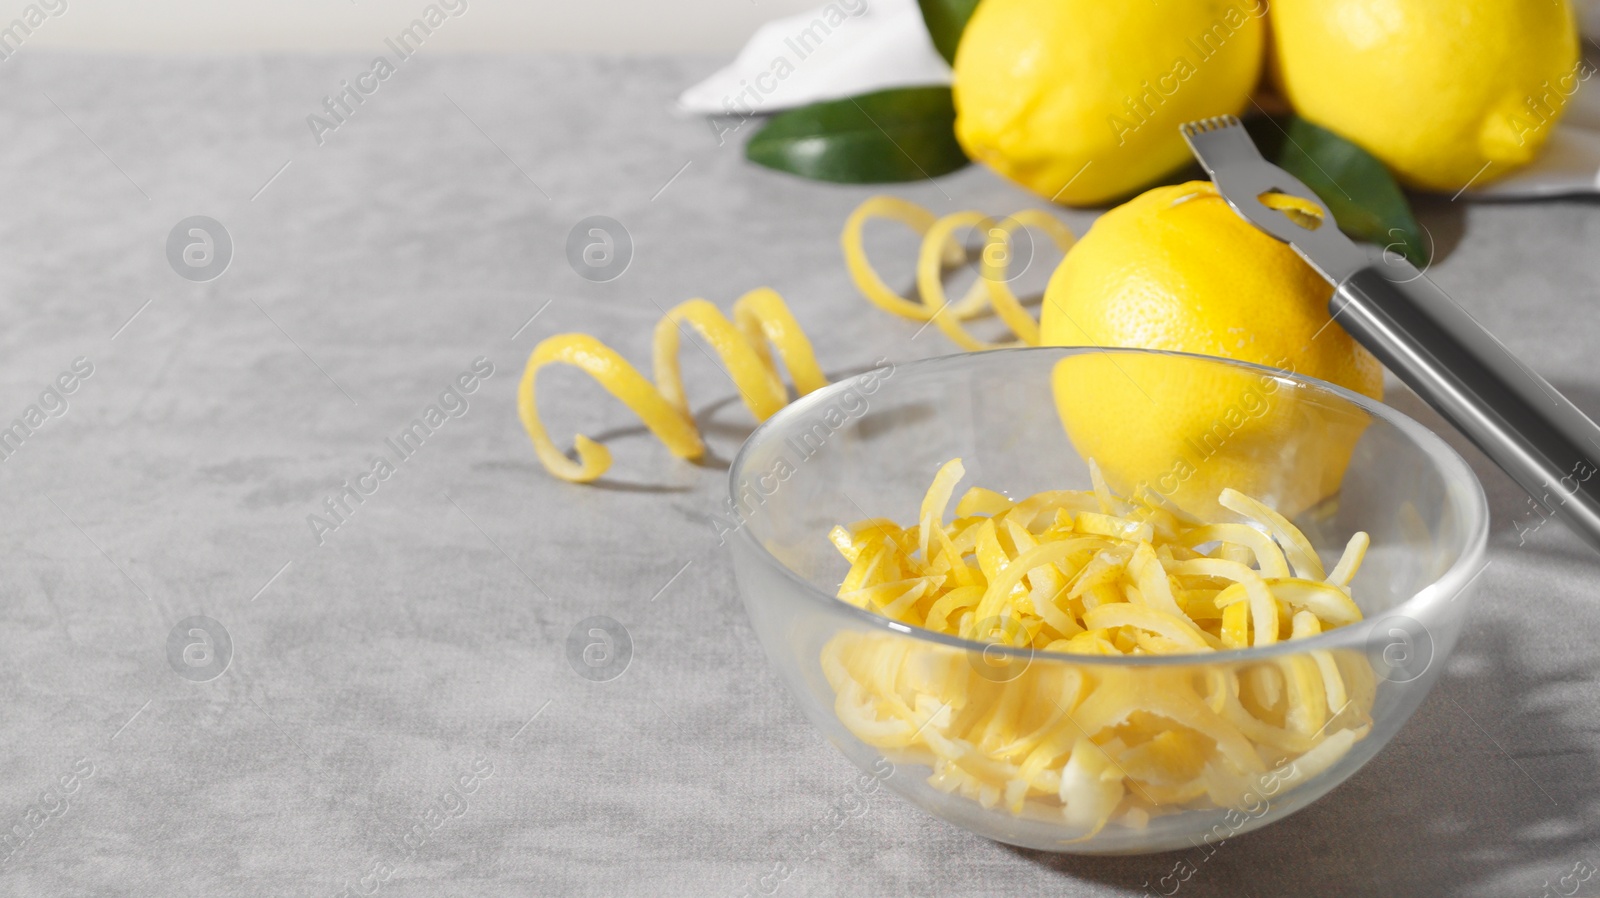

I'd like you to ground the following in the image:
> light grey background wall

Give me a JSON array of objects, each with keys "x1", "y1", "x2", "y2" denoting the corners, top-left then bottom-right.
[
  {"x1": 7, "y1": 0, "x2": 1600, "y2": 54},
  {"x1": 0, "y1": 0, "x2": 822, "y2": 53}
]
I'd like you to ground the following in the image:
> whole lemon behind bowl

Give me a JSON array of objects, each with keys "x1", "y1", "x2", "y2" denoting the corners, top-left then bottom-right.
[
  {"x1": 1272, "y1": 0, "x2": 1579, "y2": 192},
  {"x1": 1042, "y1": 181, "x2": 1384, "y2": 519},
  {"x1": 953, "y1": 0, "x2": 1267, "y2": 206}
]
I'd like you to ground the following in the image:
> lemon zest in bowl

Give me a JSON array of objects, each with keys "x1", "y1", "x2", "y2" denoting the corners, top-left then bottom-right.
[{"x1": 822, "y1": 459, "x2": 1377, "y2": 836}]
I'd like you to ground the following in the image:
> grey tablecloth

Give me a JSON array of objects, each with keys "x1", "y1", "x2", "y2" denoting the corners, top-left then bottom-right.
[{"x1": 0, "y1": 51, "x2": 1595, "y2": 897}]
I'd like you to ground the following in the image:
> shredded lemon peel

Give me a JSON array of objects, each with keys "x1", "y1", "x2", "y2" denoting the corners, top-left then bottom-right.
[
  {"x1": 518, "y1": 289, "x2": 826, "y2": 483},
  {"x1": 822, "y1": 459, "x2": 1377, "y2": 836}
]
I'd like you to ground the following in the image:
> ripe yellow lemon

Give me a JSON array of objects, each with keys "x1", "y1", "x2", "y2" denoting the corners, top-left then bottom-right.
[
  {"x1": 952, "y1": 0, "x2": 1267, "y2": 206},
  {"x1": 1042, "y1": 181, "x2": 1384, "y2": 519},
  {"x1": 1272, "y1": 0, "x2": 1580, "y2": 192}
]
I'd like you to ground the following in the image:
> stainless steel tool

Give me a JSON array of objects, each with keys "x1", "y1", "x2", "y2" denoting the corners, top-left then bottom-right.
[{"x1": 1181, "y1": 114, "x2": 1600, "y2": 556}]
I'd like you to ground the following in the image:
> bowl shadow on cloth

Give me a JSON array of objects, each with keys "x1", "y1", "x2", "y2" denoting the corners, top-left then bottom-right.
[{"x1": 1006, "y1": 627, "x2": 1599, "y2": 897}]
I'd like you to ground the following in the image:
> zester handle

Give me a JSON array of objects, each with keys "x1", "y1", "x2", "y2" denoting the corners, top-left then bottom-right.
[{"x1": 1330, "y1": 265, "x2": 1600, "y2": 554}]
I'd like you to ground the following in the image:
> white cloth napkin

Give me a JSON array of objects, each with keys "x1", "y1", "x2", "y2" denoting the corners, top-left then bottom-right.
[
  {"x1": 680, "y1": 0, "x2": 1600, "y2": 198},
  {"x1": 678, "y1": 0, "x2": 949, "y2": 121}
]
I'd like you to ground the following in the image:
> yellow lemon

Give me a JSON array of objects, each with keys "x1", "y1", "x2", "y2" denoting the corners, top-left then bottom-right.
[
  {"x1": 952, "y1": 0, "x2": 1267, "y2": 206},
  {"x1": 1042, "y1": 182, "x2": 1384, "y2": 519},
  {"x1": 1272, "y1": 0, "x2": 1579, "y2": 192}
]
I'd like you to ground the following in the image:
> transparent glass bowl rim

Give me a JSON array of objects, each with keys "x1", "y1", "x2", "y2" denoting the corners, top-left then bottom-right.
[{"x1": 727, "y1": 346, "x2": 1489, "y2": 668}]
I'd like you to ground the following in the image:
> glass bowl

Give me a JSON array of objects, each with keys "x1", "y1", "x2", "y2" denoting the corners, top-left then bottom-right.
[{"x1": 726, "y1": 347, "x2": 1487, "y2": 855}]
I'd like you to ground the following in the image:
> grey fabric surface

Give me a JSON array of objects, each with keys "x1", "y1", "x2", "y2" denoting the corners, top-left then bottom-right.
[{"x1": 0, "y1": 50, "x2": 1595, "y2": 897}]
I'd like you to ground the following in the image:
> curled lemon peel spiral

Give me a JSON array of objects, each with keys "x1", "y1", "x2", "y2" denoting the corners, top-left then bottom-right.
[
  {"x1": 731, "y1": 286, "x2": 830, "y2": 397},
  {"x1": 519, "y1": 289, "x2": 826, "y2": 483},
  {"x1": 983, "y1": 209, "x2": 1077, "y2": 345},
  {"x1": 517, "y1": 334, "x2": 703, "y2": 484},
  {"x1": 918, "y1": 211, "x2": 1018, "y2": 352},
  {"x1": 842, "y1": 195, "x2": 993, "y2": 323},
  {"x1": 654, "y1": 298, "x2": 788, "y2": 421},
  {"x1": 844, "y1": 196, "x2": 1078, "y2": 351}
]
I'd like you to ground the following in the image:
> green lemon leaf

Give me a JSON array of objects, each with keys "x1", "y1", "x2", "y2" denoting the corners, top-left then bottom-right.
[
  {"x1": 917, "y1": 0, "x2": 980, "y2": 65},
  {"x1": 1244, "y1": 115, "x2": 1428, "y2": 267},
  {"x1": 745, "y1": 86, "x2": 970, "y2": 184}
]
